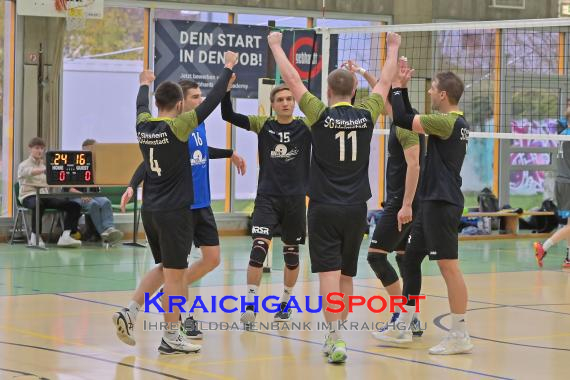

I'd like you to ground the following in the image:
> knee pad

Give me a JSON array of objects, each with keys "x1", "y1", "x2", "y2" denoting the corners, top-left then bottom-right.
[
  {"x1": 283, "y1": 245, "x2": 300, "y2": 270},
  {"x1": 249, "y1": 239, "x2": 269, "y2": 268},
  {"x1": 367, "y1": 253, "x2": 399, "y2": 288}
]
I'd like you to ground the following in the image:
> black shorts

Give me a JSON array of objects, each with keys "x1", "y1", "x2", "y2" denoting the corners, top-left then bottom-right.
[
  {"x1": 406, "y1": 200, "x2": 462, "y2": 261},
  {"x1": 308, "y1": 201, "x2": 367, "y2": 277},
  {"x1": 251, "y1": 194, "x2": 306, "y2": 245},
  {"x1": 142, "y1": 207, "x2": 193, "y2": 269},
  {"x1": 192, "y1": 206, "x2": 219, "y2": 247},
  {"x1": 370, "y1": 199, "x2": 413, "y2": 252}
]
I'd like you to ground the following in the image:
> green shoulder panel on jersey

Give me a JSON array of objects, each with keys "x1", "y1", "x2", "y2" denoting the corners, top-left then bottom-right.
[
  {"x1": 354, "y1": 93, "x2": 385, "y2": 124},
  {"x1": 295, "y1": 116, "x2": 311, "y2": 129},
  {"x1": 247, "y1": 115, "x2": 270, "y2": 134},
  {"x1": 419, "y1": 112, "x2": 462, "y2": 139},
  {"x1": 299, "y1": 92, "x2": 326, "y2": 128},
  {"x1": 168, "y1": 110, "x2": 200, "y2": 142},
  {"x1": 395, "y1": 126, "x2": 420, "y2": 150},
  {"x1": 137, "y1": 112, "x2": 152, "y2": 125}
]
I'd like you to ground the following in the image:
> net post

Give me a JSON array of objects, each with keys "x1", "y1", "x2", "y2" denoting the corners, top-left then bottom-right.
[{"x1": 493, "y1": 28, "x2": 502, "y2": 198}]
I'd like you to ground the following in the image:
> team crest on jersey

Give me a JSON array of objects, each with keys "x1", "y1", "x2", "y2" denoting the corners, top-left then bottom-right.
[
  {"x1": 270, "y1": 144, "x2": 299, "y2": 162},
  {"x1": 191, "y1": 150, "x2": 207, "y2": 166}
]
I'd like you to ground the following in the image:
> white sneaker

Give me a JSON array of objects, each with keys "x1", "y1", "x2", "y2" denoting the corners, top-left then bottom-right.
[
  {"x1": 112, "y1": 308, "x2": 136, "y2": 346},
  {"x1": 101, "y1": 227, "x2": 123, "y2": 245},
  {"x1": 158, "y1": 334, "x2": 201, "y2": 354},
  {"x1": 372, "y1": 327, "x2": 413, "y2": 344},
  {"x1": 428, "y1": 332, "x2": 474, "y2": 355},
  {"x1": 29, "y1": 233, "x2": 45, "y2": 248},
  {"x1": 57, "y1": 230, "x2": 81, "y2": 248},
  {"x1": 240, "y1": 307, "x2": 256, "y2": 324}
]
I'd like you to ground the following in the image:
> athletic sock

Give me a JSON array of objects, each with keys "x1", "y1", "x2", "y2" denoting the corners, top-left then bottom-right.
[
  {"x1": 451, "y1": 313, "x2": 467, "y2": 335},
  {"x1": 281, "y1": 286, "x2": 293, "y2": 304},
  {"x1": 543, "y1": 238, "x2": 554, "y2": 251},
  {"x1": 246, "y1": 285, "x2": 258, "y2": 304},
  {"x1": 395, "y1": 305, "x2": 415, "y2": 329},
  {"x1": 127, "y1": 300, "x2": 140, "y2": 321}
]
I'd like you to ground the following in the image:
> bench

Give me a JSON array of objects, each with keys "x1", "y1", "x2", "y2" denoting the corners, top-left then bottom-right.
[{"x1": 461, "y1": 211, "x2": 555, "y2": 240}]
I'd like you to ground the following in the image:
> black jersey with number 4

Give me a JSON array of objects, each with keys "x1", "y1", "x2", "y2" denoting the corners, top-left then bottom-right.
[
  {"x1": 136, "y1": 86, "x2": 199, "y2": 212},
  {"x1": 299, "y1": 92, "x2": 384, "y2": 205}
]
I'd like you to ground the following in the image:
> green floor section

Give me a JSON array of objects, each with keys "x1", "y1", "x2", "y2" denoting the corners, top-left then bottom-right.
[{"x1": 0, "y1": 236, "x2": 567, "y2": 296}]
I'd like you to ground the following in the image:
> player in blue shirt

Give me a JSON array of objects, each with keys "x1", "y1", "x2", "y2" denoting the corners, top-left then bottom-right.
[{"x1": 122, "y1": 80, "x2": 247, "y2": 339}]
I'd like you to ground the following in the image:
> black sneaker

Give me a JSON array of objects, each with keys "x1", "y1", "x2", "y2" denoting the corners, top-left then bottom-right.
[
  {"x1": 181, "y1": 316, "x2": 203, "y2": 340},
  {"x1": 158, "y1": 335, "x2": 201, "y2": 355},
  {"x1": 274, "y1": 302, "x2": 293, "y2": 322},
  {"x1": 411, "y1": 316, "x2": 424, "y2": 337}
]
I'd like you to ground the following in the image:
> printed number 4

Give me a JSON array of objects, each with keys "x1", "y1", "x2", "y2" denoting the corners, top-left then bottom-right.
[
  {"x1": 149, "y1": 148, "x2": 162, "y2": 176},
  {"x1": 335, "y1": 131, "x2": 357, "y2": 161}
]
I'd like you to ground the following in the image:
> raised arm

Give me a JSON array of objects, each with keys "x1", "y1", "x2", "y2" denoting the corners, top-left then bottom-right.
[
  {"x1": 171, "y1": 51, "x2": 238, "y2": 142},
  {"x1": 268, "y1": 32, "x2": 308, "y2": 103},
  {"x1": 194, "y1": 51, "x2": 238, "y2": 124},
  {"x1": 136, "y1": 70, "x2": 154, "y2": 125},
  {"x1": 343, "y1": 60, "x2": 378, "y2": 89},
  {"x1": 372, "y1": 32, "x2": 401, "y2": 105},
  {"x1": 221, "y1": 89, "x2": 251, "y2": 130}
]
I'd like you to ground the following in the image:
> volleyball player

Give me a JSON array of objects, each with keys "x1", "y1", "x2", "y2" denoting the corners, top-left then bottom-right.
[
  {"x1": 268, "y1": 31, "x2": 400, "y2": 363},
  {"x1": 345, "y1": 59, "x2": 425, "y2": 338},
  {"x1": 111, "y1": 51, "x2": 237, "y2": 354},
  {"x1": 375, "y1": 70, "x2": 474, "y2": 355},
  {"x1": 122, "y1": 79, "x2": 247, "y2": 340},
  {"x1": 221, "y1": 79, "x2": 311, "y2": 325}
]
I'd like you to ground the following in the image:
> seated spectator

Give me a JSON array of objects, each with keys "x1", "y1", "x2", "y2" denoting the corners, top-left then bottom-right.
[
  {"x1": 69, "y1": 139, "x2": 123, "y2": 245},
  {"x1": 17, "y1": 137, "x2": 82, "y2": 248}
]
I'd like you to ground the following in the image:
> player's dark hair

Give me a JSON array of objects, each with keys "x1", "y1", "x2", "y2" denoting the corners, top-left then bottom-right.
[
  {"x1": 435, "y1": 72, "x2": 464, "y2": 105},
  {"x1": 179, "y1": 80, "x2": 200, "y2": 97},
  {"x1": 155, "y1": 81, "x2": 183, "y2": 110}
]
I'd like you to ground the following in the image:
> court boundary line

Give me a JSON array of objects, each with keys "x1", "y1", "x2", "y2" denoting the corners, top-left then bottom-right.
[
  {"x1": 354, "y1": 284, "x2": 570, "y2": 316},
  {"x1": 433, "y1": 307, "x2": 570, "y2": 352},
  {"x1": 0, "y1": 340, "x2": 221, "y2": 380},
  {"x1": 1, "y1": 268, "x2": 565, "y2": 297},
  {"x1": 0, "y1": 367, "x2": 44, "y2": 378},
  {"x1": 51, "y1": 292, "x2": 511, "y2": 379}
]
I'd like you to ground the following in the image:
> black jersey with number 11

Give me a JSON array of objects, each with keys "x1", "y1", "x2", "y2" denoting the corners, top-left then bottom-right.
[{"x1": 299, "y1": 92, "x2": 385, "y2": 205}]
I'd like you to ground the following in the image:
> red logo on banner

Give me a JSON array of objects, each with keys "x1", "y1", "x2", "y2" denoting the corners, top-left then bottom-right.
[{"x1": 288, "y1": 36, "x2": 322, "y2": 80}]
